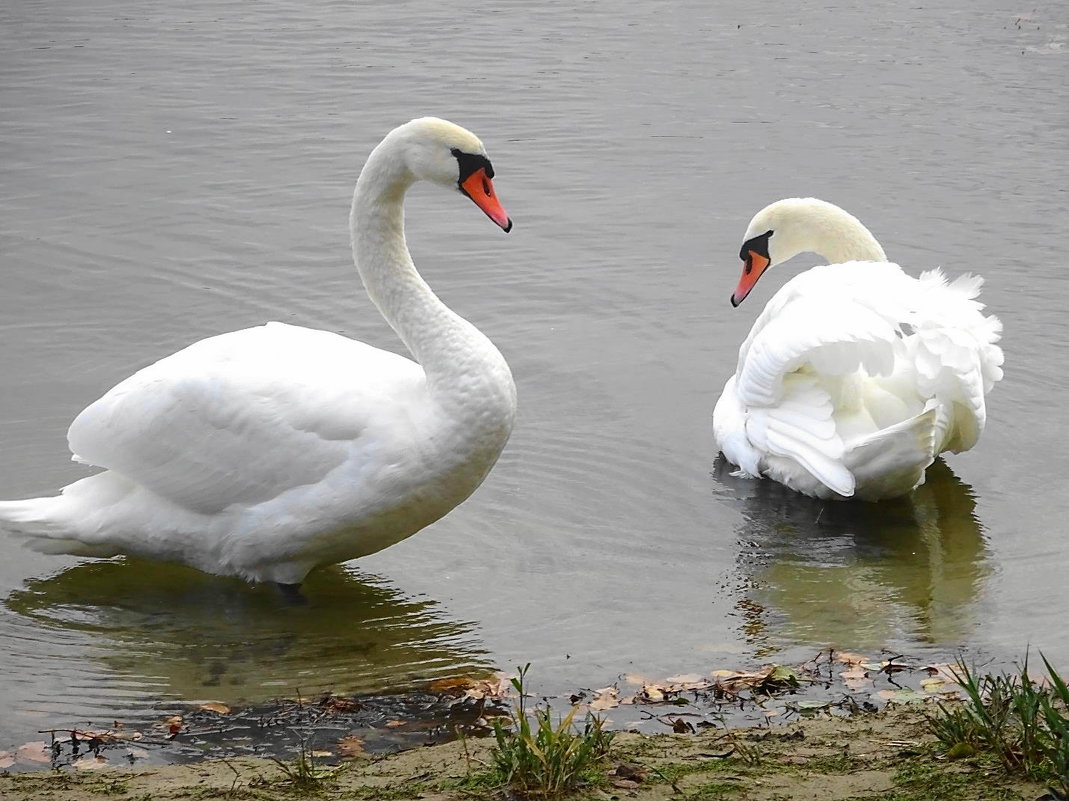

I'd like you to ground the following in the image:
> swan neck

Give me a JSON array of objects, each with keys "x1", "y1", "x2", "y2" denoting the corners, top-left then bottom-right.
[
  {"x1": 803, "y1": 202, "x2": 887, "y2": 264},
  {"x1": 349, "y1": 140, "x2": 512, "y2": 403}
]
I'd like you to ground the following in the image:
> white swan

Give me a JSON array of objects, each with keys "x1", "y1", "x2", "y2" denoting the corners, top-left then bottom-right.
[
  {"x1": 0, "y1": 117, "x2": 517, "y2": 585},
  {"x1": 713, "y1": 198, "x2": 1004, "y2": 501}
]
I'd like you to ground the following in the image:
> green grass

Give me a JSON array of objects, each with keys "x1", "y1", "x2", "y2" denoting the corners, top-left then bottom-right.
[
  {"x1": 926, "y1": 653, "x2": 1069, "y2": 797},
  {"x1": 469, "y1": 664, "x2": 615, "y2": 797},
  {"x1": 267, "y1": 732, "x2": 341, "y2": 794}
]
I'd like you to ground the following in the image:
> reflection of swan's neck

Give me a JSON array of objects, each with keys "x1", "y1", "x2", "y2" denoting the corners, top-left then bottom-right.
[
  {"x1": 777, "y1": 198, "x2": 888, "y2": 266},
  {"x1": 349, "y1": 141, "x2": 512, "y2": 404}
]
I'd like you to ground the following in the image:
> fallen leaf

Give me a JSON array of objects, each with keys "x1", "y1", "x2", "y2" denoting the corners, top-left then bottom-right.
[
  {"x1": 16, "y1": 742, "x2": 50, "y2": 763},
  {"x1": 589, "y1": 685, "x2": 620, "y2": 711},
  {"x1": 612, "y1": 762, "x2": 648, "y2": 782},
  {"x1": 835, "y1": 652, "x2": 870, "y2": 666},
  {"x1": 877, "y1": 689, "x2": 929, "y2": 705},
  {"x1": 946, "y1": 742, "x2": 978, "y2": 760},
  {"x1": 460, "y1": 673, "x2": 513, "y2": 701},
  {"x1": 840, "y1": 668, "x2": 871, "y2": 690},
  {"x1": 73, "y1": 755, "x2": 108, "y2": 771},
  {"x1": 428, "y1": 677, "x2": 475, "y2": 694},
  {"x1": 337, "y1": 735, "x2": 366, "y2": 758},
  {"x1": 664, "y1": 673, "x2": 705, "y2": 686},
  {"x1": 199, "y1": 702, "x2": 231, "y2": 715},
  {"x1": 385, "y1": 719, "x2": 405, "y2": 728},
  {"x1": 639, "y1": 684, "x2": 665, "y2": 703},
  {"x1": 320, "y1": 696, "x2": 360, "y2": 712},
  {"x1": 670, "y1": 717, "x2": 694, "y2": 733}
]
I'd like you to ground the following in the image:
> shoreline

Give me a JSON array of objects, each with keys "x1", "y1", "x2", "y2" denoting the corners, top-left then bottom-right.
[{"x1": 1, "y1": 704, "x2": 1047, "y2": 801}]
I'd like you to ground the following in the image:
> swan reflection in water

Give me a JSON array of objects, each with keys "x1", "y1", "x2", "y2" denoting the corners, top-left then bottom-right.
[
  {"x1": 713, "y1": 457, "x2": 990, "y2": 653},
  {"x1": 5, "y1": 560, "x2": 490, "y2": 703}
]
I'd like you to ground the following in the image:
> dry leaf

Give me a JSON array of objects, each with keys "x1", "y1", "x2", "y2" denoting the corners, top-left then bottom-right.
[
  {"x1": 876, "y1": 689, "x2": 928, "y2": 704},
  {"x1": 73, "y1": 755, "x2": 109, "y2": 771},
  {"x1": 319, "y1": 696, "x2": 360, "y2": 712},
  {"x1": 670, "y1": 717, "x2": 694, "y2": 733},
  {"x1": 835, "y1": 652, "x2": 869, "y2": 666},
  {"x1": 612, "y1": 762, "x2": 648, "y2": 782},
  {"x1": 839, "y1": 667, "x2": 871, "y2": 690},
  {"x1": 664, "y1": 673, "x2": 705, "y2": 686},
  {"x1": 589, "y1": 685, "x2": 620, "y2": 711},
  {"x1": 199, "y1": 702, "x2": 231, "y2": 715},
  {"x1": 337, "y1": 735, "x2": 366, "y2": 758},
  {"x1": 385, "y1": 719, "x2": 405, "y2": 728},
  {"x1": 16, "y1": 742, "x2": 50, "y2": 763},
  {"x1": 639, "y1": 684, "x2": 665, "y2": 702},
  {"x1": 428, "y1": 677, "x2": 475, "y2": 694}
]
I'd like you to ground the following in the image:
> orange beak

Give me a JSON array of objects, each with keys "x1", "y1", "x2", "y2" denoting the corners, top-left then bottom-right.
[
  {"x1": 731, "y1": 251, "x2": 770, "y2": 307},
  {"x1": 460, "y1": 168, "x2": 512, "y2": 232}
]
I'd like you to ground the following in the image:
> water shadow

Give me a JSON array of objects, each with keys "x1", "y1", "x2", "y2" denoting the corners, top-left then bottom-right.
[
  {"x1": 712, "y1": 458, "x2": 990, "y2": 653},
  {"x1": 4, "y1": 559, "x2": 491, "y2": 703}
]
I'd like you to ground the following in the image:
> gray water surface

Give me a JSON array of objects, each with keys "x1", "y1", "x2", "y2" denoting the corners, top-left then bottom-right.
[{"x1": 1, "y1": 0, "x2": 1067, "y2": 752}]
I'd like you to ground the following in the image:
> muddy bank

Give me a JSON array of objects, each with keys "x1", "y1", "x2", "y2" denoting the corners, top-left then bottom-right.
[{"x1": 0, "y1": 705, "x2": 1048, "y2": 801}]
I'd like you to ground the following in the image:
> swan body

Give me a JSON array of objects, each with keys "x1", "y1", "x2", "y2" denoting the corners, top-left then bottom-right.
[
  {"x1": 0, "y1": 117, "x2": 517, "y2": 583},
  {"x1": 714, "y1": 198, "x2": 1003, "y2": 501}
]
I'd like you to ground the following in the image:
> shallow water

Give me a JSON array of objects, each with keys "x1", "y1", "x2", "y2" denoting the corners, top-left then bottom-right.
[{"x1": 1, "y1": 0, "x2": 1067, "y2": 754}]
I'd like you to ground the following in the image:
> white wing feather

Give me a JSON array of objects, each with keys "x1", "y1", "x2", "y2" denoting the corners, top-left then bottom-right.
[
  {"x1": 67, "y1": 323, "x2": 421, "y2": 515},
  {"x1": 715, "y1": 262, "x2": 1003, "y2": 500}
]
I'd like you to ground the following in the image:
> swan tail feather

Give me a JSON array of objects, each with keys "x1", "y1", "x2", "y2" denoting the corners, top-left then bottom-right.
[
  {"x1": 0, "y1": 496, "x2": 120, "y2": 558},
  {"x1": 844, "y1": 406, "x2": 938, "y2": 500},
  {"x1": 909, "y1": 273, "x2": 1004, "y2": 453}
]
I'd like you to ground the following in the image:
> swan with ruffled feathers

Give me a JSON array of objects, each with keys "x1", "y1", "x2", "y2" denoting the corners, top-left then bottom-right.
[
  {"x1": 714, "y1": 198, "x2": 1003, "y2": 501},
  {"x1": 0, "y1": 117, "x2": 517, "y2": 586}
]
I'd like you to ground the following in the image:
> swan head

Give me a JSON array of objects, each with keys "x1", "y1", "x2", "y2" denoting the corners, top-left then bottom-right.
[
  {"x1": 389, "y1": 117, "x2": 512, "y2": 232},
  {"x1": 731, "y1": 198, "x2": 885, "y2": 306}
]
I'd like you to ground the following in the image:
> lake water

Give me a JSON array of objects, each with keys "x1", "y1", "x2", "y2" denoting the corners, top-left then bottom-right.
[{"x1": 1, "y1": 0, "x2": 1067, "y2": 754}]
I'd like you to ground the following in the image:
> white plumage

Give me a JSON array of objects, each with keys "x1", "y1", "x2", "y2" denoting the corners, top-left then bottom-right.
[
  {"x1": 0, "y1": 117, "x2": 517, "y2": 584},
  {"x1": 714, "y1": 198, "x2": 1003, "y2": 501}
]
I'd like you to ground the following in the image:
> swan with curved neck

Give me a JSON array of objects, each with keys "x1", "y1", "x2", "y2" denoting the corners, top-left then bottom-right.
[
  {"x1": 715, "y1": 197, "x2": 1003, "y2": 501},
  {"x1": 0, "y1": 117, "x2": 518, "y2": 585},
  {"x1": 732, "y1": 198, "x2": 886, "y2": 306}
]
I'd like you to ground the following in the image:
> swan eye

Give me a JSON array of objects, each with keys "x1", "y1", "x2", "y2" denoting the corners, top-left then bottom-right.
[{"x1": 451, "y1": 148, "x2": 495, "y2": 185}]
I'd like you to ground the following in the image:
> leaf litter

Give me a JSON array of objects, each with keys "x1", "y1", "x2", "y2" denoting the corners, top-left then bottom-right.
[{"x1": 1, "y1": 651, "x2": 971, "y2": 773}]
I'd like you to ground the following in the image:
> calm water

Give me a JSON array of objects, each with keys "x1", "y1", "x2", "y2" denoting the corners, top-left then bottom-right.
[{"x1": 1, "y1": 0, "x2": 1067, "y2": 752}]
